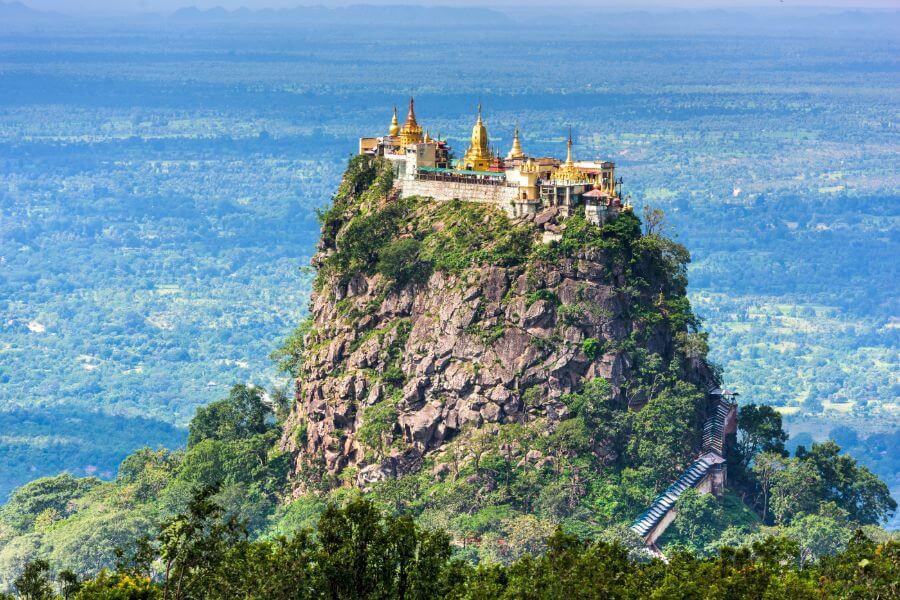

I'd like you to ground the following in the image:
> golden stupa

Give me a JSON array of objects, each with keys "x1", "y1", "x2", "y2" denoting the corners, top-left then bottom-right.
[
  {"x1": 460, "y1": 104, "x2": 492, "y2": 171},
  {"x1": 399, "y1": 97, "x2": 423, "y2": 148},
  {"x1": 388, "y1": 106, "x2": 400, "y2": 137},
  {"x1": 506, "y1": 125, "x2": 525, "y2": 159}
]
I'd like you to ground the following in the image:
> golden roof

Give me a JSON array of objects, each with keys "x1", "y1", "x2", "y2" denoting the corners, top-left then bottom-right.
[
  {"x1": 553, "y1": 129, "x2": 584, "y2": 184},
  {"x1": 521, "y1": 157, "x2": 538, "y2": 173}
]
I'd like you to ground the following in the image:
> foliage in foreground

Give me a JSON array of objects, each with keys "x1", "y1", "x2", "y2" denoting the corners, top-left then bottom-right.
[
  {"x1": 3, "y1": 490, "x2": 898, "y2": 600},
  {"x1": 0, "y1": 382, "x2": 894, "y2": 586}
]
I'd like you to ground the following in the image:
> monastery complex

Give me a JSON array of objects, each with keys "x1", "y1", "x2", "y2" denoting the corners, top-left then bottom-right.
[{"x1": 359, "y1": 98, "x2": 631, "y2": 225}]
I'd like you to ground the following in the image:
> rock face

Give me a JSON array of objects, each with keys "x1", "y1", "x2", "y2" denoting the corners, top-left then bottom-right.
[{"x1": 280, "y1": 161, "x2": 715, "y2": 490}]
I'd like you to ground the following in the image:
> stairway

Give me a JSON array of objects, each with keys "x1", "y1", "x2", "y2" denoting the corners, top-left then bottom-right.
[
  {"x1": 630, "y1": 396, "x2": 734, "y2": 543},
  {"x1": 701, "y1": 401, "x2": 731, "y2": 455},
  {"x1": 629, "y1": 455, "x2": 717, "y2": 539}
]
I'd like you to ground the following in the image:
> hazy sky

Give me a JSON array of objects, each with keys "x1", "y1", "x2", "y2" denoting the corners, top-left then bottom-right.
[{"x1": 21, "y1": 0, "x2": 900, "y2": 16}]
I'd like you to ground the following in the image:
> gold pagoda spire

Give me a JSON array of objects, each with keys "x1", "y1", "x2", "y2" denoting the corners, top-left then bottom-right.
[
  {"x1": 461, "y1": 103, "x2": 492, "y2": 171},
  {"x1": 554, "y1": 128, "x2": 583, "y2": 183},
  {"x1": 405, "y1": 97, "x2": 418, "y2": 127},
  {"x1": 399, "y1": 96, "x2": 423, "y2": 148},
  {"x1": 507, "y1": 124, "x2": 524, "y2": 159},
  {"x1": 389, "y1": 106, "x2": 400, "y2": 137}
]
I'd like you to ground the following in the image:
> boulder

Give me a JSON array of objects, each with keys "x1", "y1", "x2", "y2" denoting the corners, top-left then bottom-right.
[{"x1": 399, "y1": 402, "x2": 442, "y2": 448}]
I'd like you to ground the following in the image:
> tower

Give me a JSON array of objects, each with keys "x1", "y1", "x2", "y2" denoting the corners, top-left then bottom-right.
[
  {"x1": 460, "y1": 104, "x2": 492, "y2": 171},
  {"x1": 399, "y1": 97, "x2": 424, "y2": 149},
  {"x1": 506, "y1": 124, "x2": 525, "y2": 160},
  {"x1": 389, "y1": 106, "x2": 400, "y2": 137}
]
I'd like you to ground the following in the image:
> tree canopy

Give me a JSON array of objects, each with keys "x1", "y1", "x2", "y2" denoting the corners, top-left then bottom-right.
[{"x1": 2, "y1": 490, "x2": 897, "y2": 600}]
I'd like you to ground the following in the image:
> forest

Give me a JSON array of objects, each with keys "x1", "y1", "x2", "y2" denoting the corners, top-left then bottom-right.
[
  {"x1": 0, "y1": 382, "x2": 894, "y2": 588},
  {"x1": 2, "y1": 494, "x2": 897, "y2": 599}
]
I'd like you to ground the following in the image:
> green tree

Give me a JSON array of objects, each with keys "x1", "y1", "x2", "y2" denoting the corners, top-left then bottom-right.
[
  {"x1": 728, "y1": 404, "x2": 790, "y2": 514},
  {"x1": 187, "y1": 384, "x2": 271, "y2": 448},
  {"x1": 13, "y1": 559, "x2": 55, "y2": 600},
  {"x1": 560, "y1": 378, "x2": 627, "y2": 464},
  {"x1": 732, "y1": 404, "x2": 789, "y2": 473},
  {"x1": 314, "y1": 497, "x2": 456, "y2": 600},
  {"x1": 784, "y1": 510, "x2": 852, "y2": 566},
  {"x1": 59, "y1": 569, "x2": 81, "y2": 600},
  {"x1": 44, "y1": 509, "x2": 153, "y2": 582},
  {"x1": 358, "y1": 398, "x2": 399, "y2": 461},
  {"x1": 271, "y1": 317, "x2": 313, "y2": 378},
  {"x1": 158, "y1": 484, "x2": 246, "y2": 600},
  {"x1": 0, "y1": 533, "x2": 42, "y2": 591},
  {"x1": 817, "y1": 531, "x2": 899, "y2": 599},
  {"x1": 315, "y1": 498, "x2": 392, "y2": 599},
  {"x1": 796, "y1": 441, "x2": 896, "y2": 525},
  {"x1": 117, "y1": 449, "x2": 182, "y2": 503},
  {"x1": 198, "y1": 535, "x2": 319, "y2": 600},
  {"x1": 0, "y1": 474, "x2": 101, "y2": 532},
  {"x1": 769, "y1": 459, "x2": 822, "y2": 525},
  {"x1": 750, "y1": 451, "x2": 785, "y2": 523},
  {"x1": 74, "y1": 570, "x2": 159, "y2": 600},
  {"x1": 664, "y1": 489, "x2": 727, "y2": 555},
  {"x1": 626, "y1": 381, "x2": 703, "y2": 490}
]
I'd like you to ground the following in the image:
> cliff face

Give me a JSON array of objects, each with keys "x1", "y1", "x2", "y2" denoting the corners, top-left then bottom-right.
[{"x1": 281, "y1": 157, "x2": 716, "y2": 490}]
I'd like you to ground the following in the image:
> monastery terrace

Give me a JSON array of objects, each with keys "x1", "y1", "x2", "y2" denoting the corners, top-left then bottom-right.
[{"x1": 359, "y1": 98, "x2": 631, "y2": 225}]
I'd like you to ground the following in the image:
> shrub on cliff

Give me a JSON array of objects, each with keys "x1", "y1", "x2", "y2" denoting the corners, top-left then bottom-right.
[{"x1": 376, "y1": 238, "x2": 430, "y2": 286}]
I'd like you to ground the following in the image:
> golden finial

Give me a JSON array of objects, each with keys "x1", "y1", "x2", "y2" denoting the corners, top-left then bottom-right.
[
  {"x1": 507, "y1": 123, "x2": 524, "y2": 159},
  {"x1": 406, "y1": 97, "x2": 418, "y2": 127},
  {"x1": 389, "y1": 106, "x2": 400, "y2": 137}
]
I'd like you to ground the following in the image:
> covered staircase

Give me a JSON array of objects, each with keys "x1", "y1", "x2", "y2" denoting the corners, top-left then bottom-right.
[
  {"x1": 702, "y1": 399, "x2": 731, "y2": 455},
  {"x1": 630, "y1": 454, "x2": 724, "y2": 540},
  {"x1": 629, "y1": 389, "x2": 736, "y2": 549}
]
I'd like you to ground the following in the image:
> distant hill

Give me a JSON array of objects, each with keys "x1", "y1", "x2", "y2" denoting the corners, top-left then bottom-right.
[
  {"x1": 2, "y1": 3, "x2": 896, "y2": 35},
  {"x1": 0, "y1": 1, "x2": 65, "y2": 24},
  {"x1": 168, "y1": 4, "x2": 513, "y2": 28},
  {"x1": 0, "y1": 1, "x2": 513, "y2": 30},
  {"x1": 506, "y1": 7, "x2": 900, "y2": 35}
]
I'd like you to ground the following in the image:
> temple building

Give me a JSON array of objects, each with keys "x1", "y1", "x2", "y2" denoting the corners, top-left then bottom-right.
[{"x1": 358, "y1": 99, "x2": 629, "y2": 225}]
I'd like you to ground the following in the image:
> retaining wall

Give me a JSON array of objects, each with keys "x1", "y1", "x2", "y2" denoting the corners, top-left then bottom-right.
[{"x1": 399, "y1": 178, "x2": 520, "y2": 212}]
